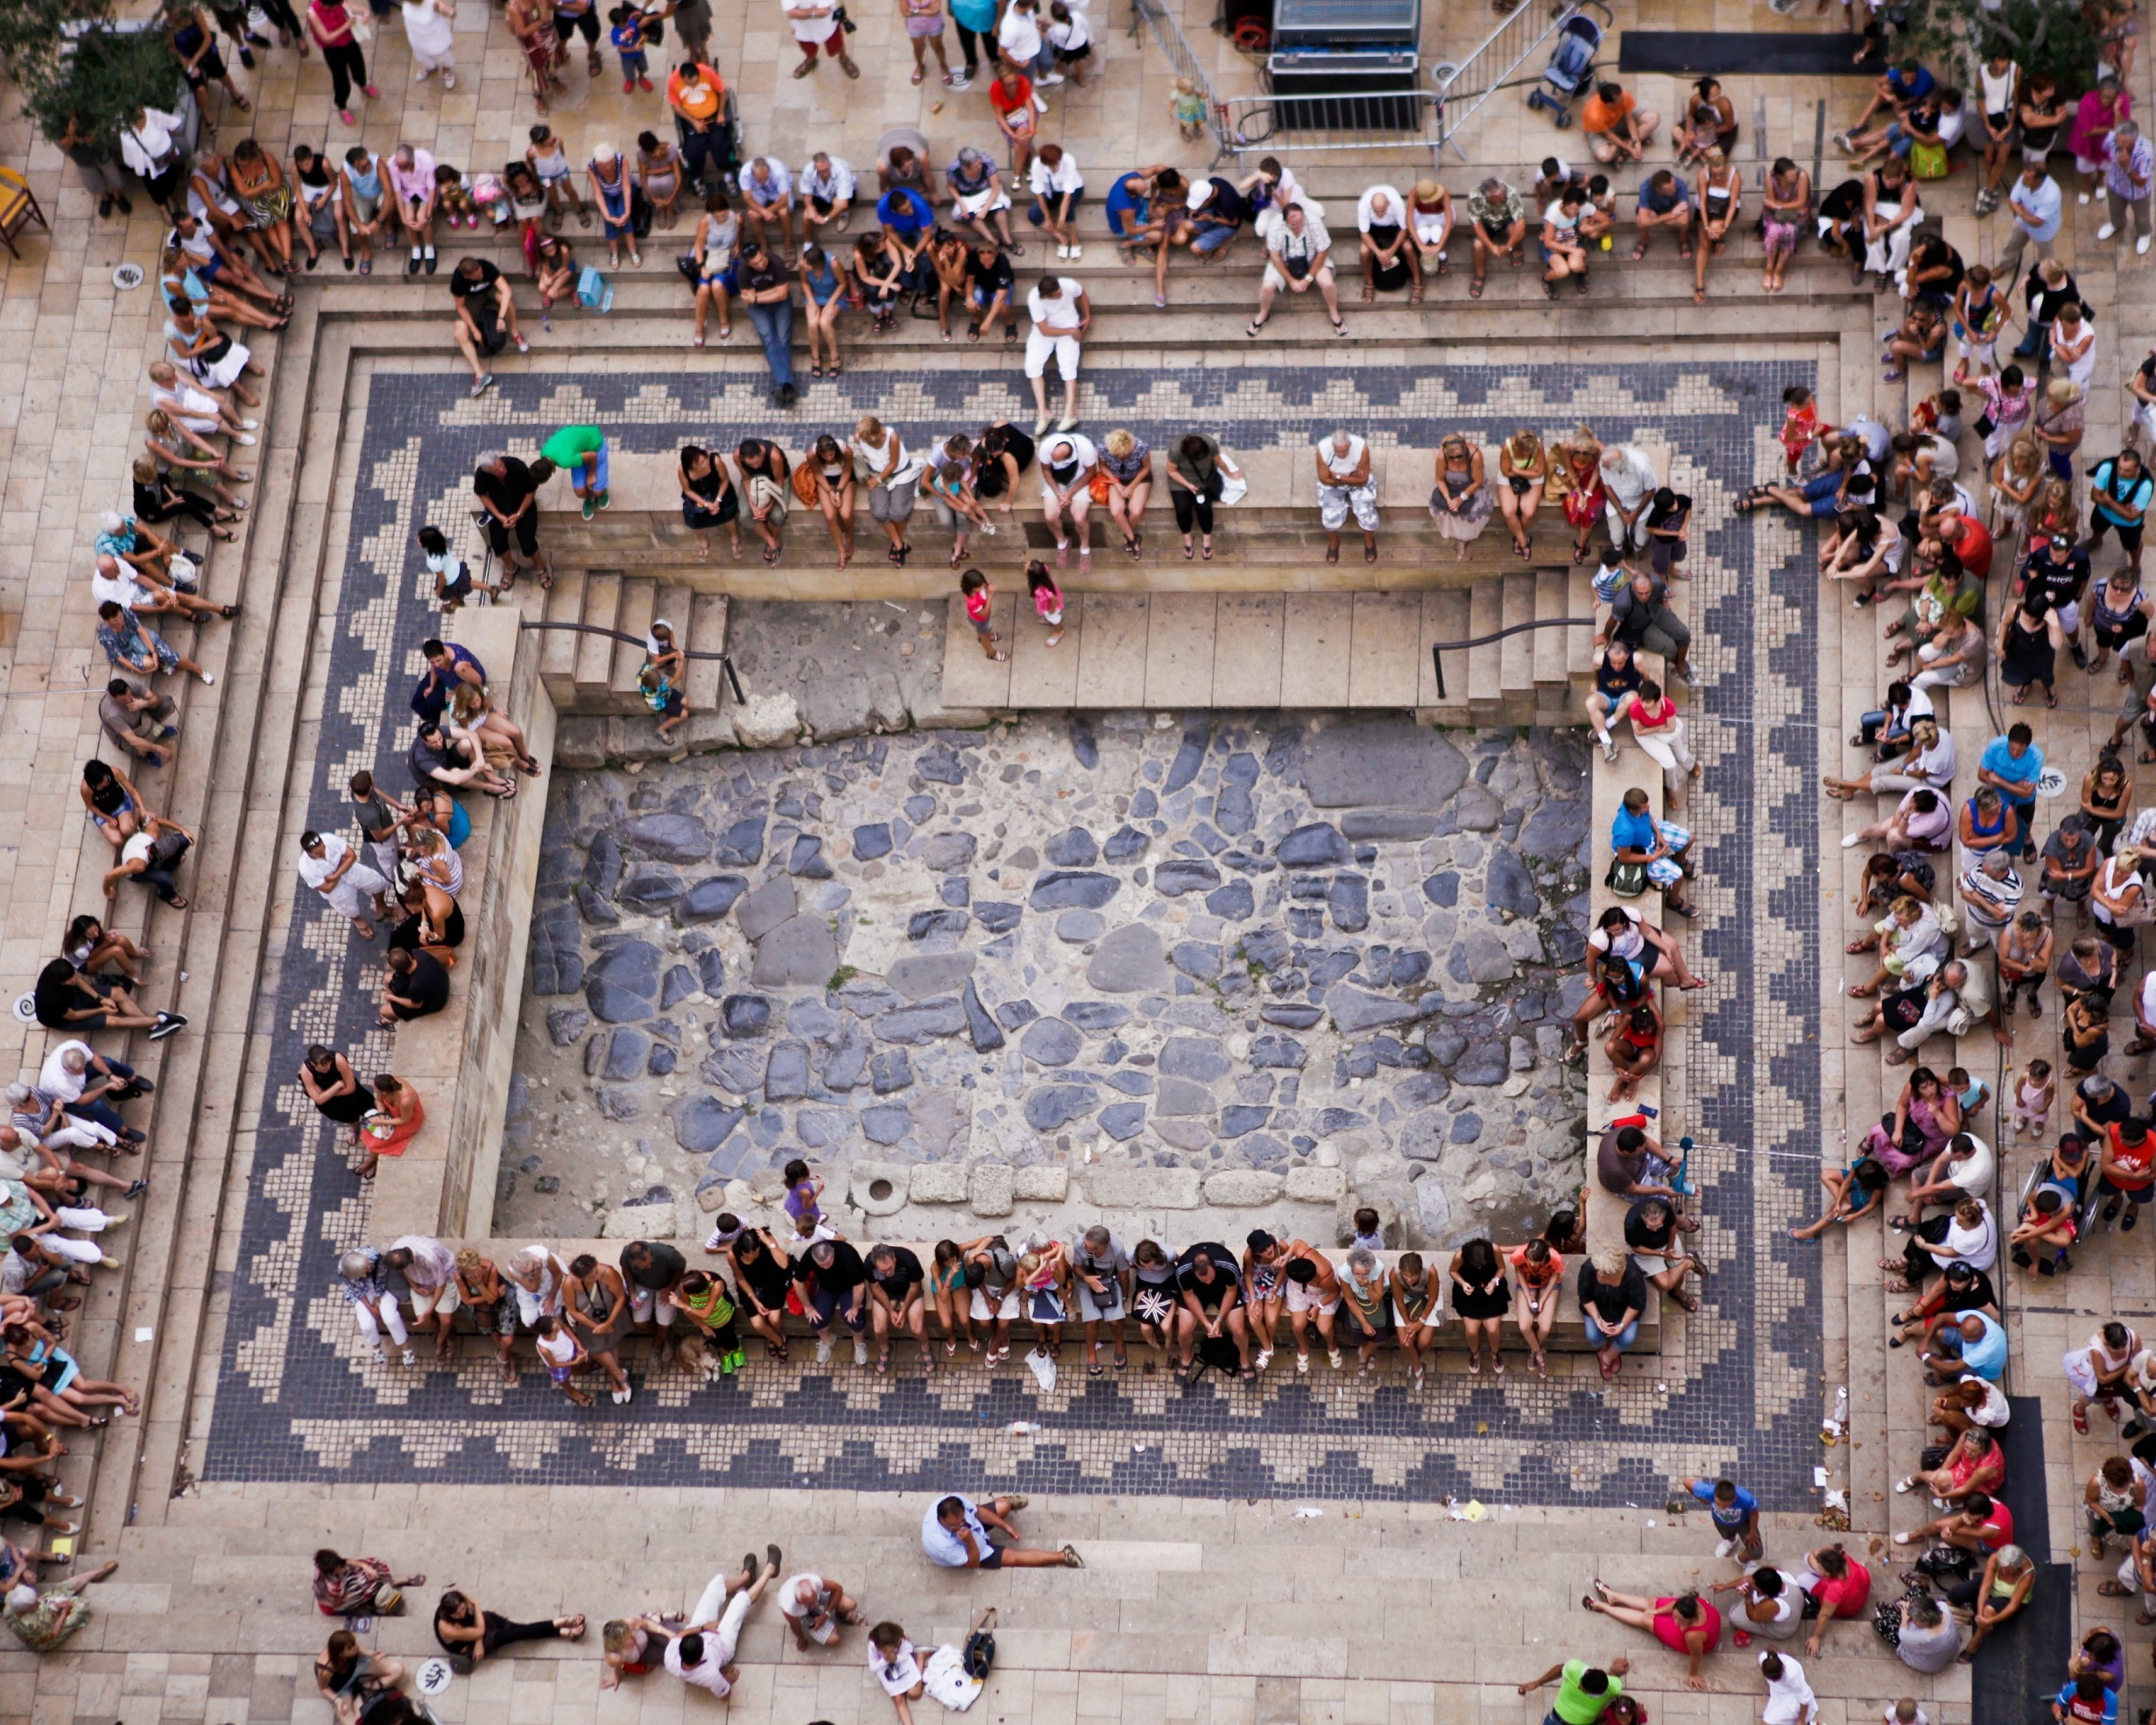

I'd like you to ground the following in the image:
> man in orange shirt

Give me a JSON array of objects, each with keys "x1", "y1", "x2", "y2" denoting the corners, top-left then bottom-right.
[
  {"x1": 667, "y1": 59, "x2": 729, "y2": 194},
  {"x1": 1583, "y1": 80, "x2": 1659, "y2": 165}
]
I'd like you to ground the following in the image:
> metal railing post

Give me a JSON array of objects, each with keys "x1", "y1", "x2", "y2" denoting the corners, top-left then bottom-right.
[{"x1": 1427, "y1": 616, "x2": 1596, "y2": 701}]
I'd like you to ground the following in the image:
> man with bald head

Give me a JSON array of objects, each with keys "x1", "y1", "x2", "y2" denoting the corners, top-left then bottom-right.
[{"x1": 775, "y1": 1569, "x2": 863, "y2": 1651}]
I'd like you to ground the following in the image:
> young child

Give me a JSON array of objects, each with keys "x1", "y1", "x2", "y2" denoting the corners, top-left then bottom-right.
[
  {"x1": 527, "y1": 123, "x2": 590, "y2": 228},
  {"x1": 1580, "y1": 172, "x2": 1616, "y2": 249},
  {"x1": 1885, "y1": 1701, "x2": 1930, "y2": 1725},
  {"x1": 637, "y1": 660, "x2": 686, "y2": 741},
  {"x1": 417, "y1": 524, "x2": 497, "y2": 611},
  {"x1": 1948, "y1": 1065, "x2": 1990, "y2": 1122},
  {"x1": 1778, "y1": 384, "x2": 1828, "y2": 473},
  {"x1": 1026, "y1": 559, "x2": 1064, "y2": 647},
  {"x1": 1349, "y1": 1207, "x2": 1385, "y2": 1252},
  {"x1": 505, "y1": 160, "x2": 550, "y2": 257},
  {"x1": 783, "y1": 1158, "x2": 825, "y2": 1229},
  {"x1": 2011, "y1": 1058, "x2": 2056, "y2": 1138},
  {"x1": 2008, "y1": 1182, "x2": 2079, "y2": 1274},
  {"x1": 1914, "y1": 385, "x2": 1964, "y2": 443},
  {"x1": 431, "y1": 160, "x2": 481, "y2": 229},
  {"x1": 609, "y1": 5, "x2": 652, "y2": 92},
  {"x1": 959, "y1": 567, "x2": 1007, "y2": 661},
  {"x1": 1018, "y1": 1250, "x2": 1066, "y2": 1355},
  {"x1": 532, "y1": 1313, "x2": 594, "y2": 1406},
  {"x1": 1171, "y1": 75, "x2": 1208, "y2": 143}
]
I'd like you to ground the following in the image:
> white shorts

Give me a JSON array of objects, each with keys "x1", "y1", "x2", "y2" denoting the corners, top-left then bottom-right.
[
  {"x1": 1411, "y1": 215, "x2": 1449, "y2": 252},
  {"x1": 970, "y1": 1285, "x2": 1021, "y2": 1322},
  {"x1": 410, "y1": 1282, "x2": 461, "y2": 1320},
  {"x1": 626, "y1": 1283, "x2": 679, "y2": 1326},
  {"x1": 1025, "y1": 327, "x2": 1082, "y2": 380},
  {"x1": 1285, "y1": 1279, "x2": 1339, "y2": 1316}
]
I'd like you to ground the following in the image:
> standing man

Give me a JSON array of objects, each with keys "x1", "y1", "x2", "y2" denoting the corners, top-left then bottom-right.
[
  {"x1": 1977, "y1": 722, "x2": 2044, "y2": 862},
  {"x1": 2099, "y1": 119, "x2": 2153, "y2": 255},
  {"x1": 1997, "y1": 160, "x2": 2063, "y2": 287},
  {"x1": 541, "y1": 423, "x2": 610, "y2": 519},
  {"x1": 736, "y1": 241, "x2": 799, "y2": 409},
  {"x1": 448, "y1": 257, "x2": 527, "y2": 398},
  {"x1": 1025, "y1": 274, "x2": 1090, "y2": 436},
  {"x1": 784, "y1": 0, "x2": 858, "y2": 81},
  {"x1": 299, "y1": 830, "x2": 390, "y2": 941},
  {"x1": 921, "y1": 1493, "x2": 1083, "y2": 1568},
  {"x1": 1681, "y1": 1475, "x2": 1764, "y2": 1563},
  {"x1": 474, "y1": 452, "x2": 552, "y2": 588}
]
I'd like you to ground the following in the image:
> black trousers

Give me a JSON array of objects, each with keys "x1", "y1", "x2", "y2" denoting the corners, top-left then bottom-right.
[
  {"x1": 321, "y1": 39, "x2": 369, "y2": 108},
  {"x1": 1172, "y1": 489, "x2": 1215, "y2": 534}
]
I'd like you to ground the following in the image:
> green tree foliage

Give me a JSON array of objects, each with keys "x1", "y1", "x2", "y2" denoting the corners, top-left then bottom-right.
[
  {"x1": 6, "y1": 2, "x2": 187, "y2": 149},
  {"x1": 1898, "y1": 0, "x2": 2103, "y2": 92}
]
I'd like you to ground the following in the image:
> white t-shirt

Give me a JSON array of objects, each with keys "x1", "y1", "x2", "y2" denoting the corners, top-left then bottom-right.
[
  {"x1": 1046, "y1": 8, "x2": 1089, "y2": 49},
  {"x1": 1356, "y1": 185, "x2": 1406, "y2": 232},
  {"x1": 870, "y1": 1637, "x2": 923, "y2": 1694},
  {"x1": 38, "y1": 1043, "x2": 95, "y2": 1104},
  {"x1": 850, "y1": 428, "x2": 927, "y2": 488},
  {"x1": 664, "y1": 1633, "x2": 733, "y2": 1695},
  {"x1": 800, "y1": 157, "x2": 856, "y2": 203},
  {"x1": 997, "y1": 4, "x2": 1043, "y2": 60},
  {"x1": 121, "y1": 831, "x2": 157, "y2": 870},
  {"x1": 1027, "y1": 278, "x2": 1085, "y2": 329},
  {"x1": 1939, "y1": 1134, "x2": 1994, "y2": 1197},
  {"x1": 1030, "y1": 153, "x2": 1084, "y2": 199},
  {"x1": 1541, "y1": 199, "x2": 1581, "y2": 240},
  {"x1": 1040, "y1": 433, "x2": 1099, "y2": 478},
  {"x1": 92, "y1": 567, "x2": 153, "y2": 613},
  {"x1": 1316, "y1": 433, "x2": 1368, "y2": 483},
  {"x1": 781, "y1": 0, "x2": 838, "y2": 45},
  {"x1": 777, "y1": 1575, "x2": 831, "y2": 1622},
  {"x1": 742, "y1": 158, "x2": 793, "y2": 201}
]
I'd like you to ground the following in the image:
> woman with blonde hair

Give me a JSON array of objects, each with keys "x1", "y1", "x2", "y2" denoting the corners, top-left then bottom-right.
[
  {"x1": 1552, "y1": 424, "x2": 1605, "y2": 564},
  {"x1": 1100, "y1": 427, "x2": 1152, "y2": 556},
  {"x1": 806, "y1": 433, "x2": 858, "y2": 571},
  {"x1": 1988, "y1": 433, "x2": 2043, "y2": 534},
  {"x1": 1497, "y1": 427, "x2": 1547, "y2": 557}
]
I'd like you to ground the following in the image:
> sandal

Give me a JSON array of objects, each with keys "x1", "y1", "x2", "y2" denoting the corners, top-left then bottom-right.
[
  {"x1": 1469, "y1": 278, "x2": 1484, "y2": 298},
  {"x1": 1244, "y1": 317, "x2": 1269, "y2": 337}
]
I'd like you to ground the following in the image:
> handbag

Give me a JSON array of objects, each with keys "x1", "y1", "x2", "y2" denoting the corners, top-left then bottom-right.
[
  {"x1": 792, "y1": 463, "x2": 821, "y2": 506},
  {"x1": 1088, "y1": 471, "x2": 1111, "y2": 504},
  {"x1": 675, "y1": 251, "x2": 700, "y2": 287},
  {"x1": 1909, "y1": 139, "x2": 1949, "y2": 180},
  {"x1": 630, "y1": 185, "x2": 652, "y2": 238}
]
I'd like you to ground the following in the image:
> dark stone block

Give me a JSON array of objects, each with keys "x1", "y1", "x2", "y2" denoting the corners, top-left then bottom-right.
[
  {"x1": 677, "y1": 874, "x2": 750, "y2": 923},
  {"x1": 623, "y1": 813, "x2": 711, "y2": 862},
  {"x1": 722, "y1": 994, "x2": 773, "y2": 1038},
  {"x1": 675, "y1": 1095, "x2": 745, "y2": 1153},
  {"x1": 1206, "y1": 880, "x2": 1255, "y2": 920},
  {"x1": 976, "y1": 901, "x2": 1023, "y2": 933},
  {"x1": 853, "y1": 822, "x2": 894, "y2": 861},
  {"x1": 1277, "y1": 822, "x2": 1349, "y2": 868},
  {"x1": 713, "y1": 815, "x2": 767, "y2": 867}
]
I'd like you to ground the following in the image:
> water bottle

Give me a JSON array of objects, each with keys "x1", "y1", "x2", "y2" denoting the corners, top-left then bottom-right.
[{"x1": 1820, "y1": 1385, "x2": 1848, "y2": 1445}]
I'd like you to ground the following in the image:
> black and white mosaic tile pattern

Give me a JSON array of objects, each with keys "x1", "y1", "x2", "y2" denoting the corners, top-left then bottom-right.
[{"x1": 205, "y1": 358, "x2": 1825, "y2": 1506}]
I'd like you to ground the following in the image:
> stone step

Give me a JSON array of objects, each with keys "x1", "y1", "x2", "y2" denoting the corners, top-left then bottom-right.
[
  {"x1": 1532, "y1": 567, "x2": 1572, "y2": 689},
  {"x1": 537, "y1": 567, "x2": 588, "y2": 704},
  {"x1": 942, "y1": 583, "x2": 1582, "y2": 714},
  {"x1": 1498, "y1": 568, "x2": 1535, "y2": 696},
  {"x1": 1466, "y1": 580, "x2": 1502, "y2": 708},
  {"x1": 574, "y1": 570, "x2": 623, "y2": 692},
  {"x1": 611, "y1": 574, "x2": 658, "y2": 696},
  {"x1": 685, "y1": 591, "x2": 731, "y2": 715}
]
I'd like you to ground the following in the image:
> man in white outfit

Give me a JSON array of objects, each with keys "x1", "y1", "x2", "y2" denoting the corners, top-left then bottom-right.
[
  {"x1": 1025, "y1": 274, "x2": 1089, "y2": 434},
  {"x1": 664, "y1": 1551, "x2": 779, "y2": 1697},
  {"x1": 299, "y1": 830, "x2": 391, "y2": 941}
]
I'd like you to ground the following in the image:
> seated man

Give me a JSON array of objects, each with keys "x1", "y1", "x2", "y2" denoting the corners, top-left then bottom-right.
[
  {"x1": 377, "y1": 945, "x2": 450, "y2": 1025},
  {"x1": 1842, "y1": 56, "x2": 1939, "y2": 140},
  {"x1": 921, "y1": 1493, "x2": 1082, "y2": 1569},
  {"x1": 408, "y1": 720, "x2": 512, "y2": 799},
  {"x1": 1624, "y1": 1194, "x2": 1700, "y2": 1311},
  {"x1": 797, "y1": 150, "x2": 855, "y2": 243},
  {"x1": 97, "y1": 677, "x2": 179, "y2": 769},
  {"x1": 1633, "y1": 169, "x2": 1693, "y2": 259},
  {"x1": 1583, "y1": 80, "x2": 1659, "y2": 165},
  {"x1": 1355, "y1": 183, "x2": 1414, "y2": 299},
  {"x1": 738, "y1": 155, "x2": 795, "y2": 257},
  {"x1": 1151, "y1": 174, "x2": 1247, "y2": 308},
  {"x1": 90, "y1": 553, "x2": 231, "y2": 625}
]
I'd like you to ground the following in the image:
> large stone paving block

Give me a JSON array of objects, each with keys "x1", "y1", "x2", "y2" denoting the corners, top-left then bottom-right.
[
  {"x1": 908, "y1": 1163, "x2": 969, "y2": 1203},
  {"x1": 1082, "y1": 1166, "x2": 1203, "y2": 1208}
]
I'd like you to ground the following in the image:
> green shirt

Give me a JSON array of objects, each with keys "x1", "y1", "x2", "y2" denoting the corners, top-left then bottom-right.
[
  {"x1": 540, "y1": 425, "x2": 605, "y2": 469},
  {"x1": 1554, "y1": 1661, "x2": 1618, "y2": 1725}
]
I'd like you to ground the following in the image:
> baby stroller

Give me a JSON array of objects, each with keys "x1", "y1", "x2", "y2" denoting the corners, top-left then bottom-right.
[{"x1": 1525, "y1": 11, "x2": 1603, "y2": 127}]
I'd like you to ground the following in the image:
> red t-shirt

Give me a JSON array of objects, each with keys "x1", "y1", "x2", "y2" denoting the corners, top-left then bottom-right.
[
  {"x1": 1947, "y1": 515, "x2": 1994, "y2": 579},
  {"x1": 2110, "y1": 1123, "x2": 2154, "y2": 1190},
  {"x1": 1969, "y1": 1499, "x2": 2014, "y2": 1550},
  {"x1": 989, "y1": 75, "x2": 1034, "y2": 117},
  {"x1": 1807, "y1": 1559, "x2": 1873, "y2": 1617}
]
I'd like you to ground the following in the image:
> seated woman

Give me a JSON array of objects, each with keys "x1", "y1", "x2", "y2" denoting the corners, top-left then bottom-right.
[
  {"x1": 1427, "y1": 433, "x2": 1493, "y2": 560},
  {"x1": 355, "y1": 1072, "x2": 423, "y2": 1179},
  {"x1": 316, "y1": 1628, "x2": 405, "y2": 1723},
  {"x1": 532, "y1": 231, "x2": 577, "y2": 324},
  {"x1": 1846, "y1": 891, "x2": 1945, "y2": 997},
  {"x1": 1567, "y1": 952, "x2": 1650, "y2": 1057},
  {"x1": 1790, "y1": 1152, "x2": 1891, "y2": 1239},
  {"x1": 447, "y1": 680, "x2": 540, "y2": 778},
  {"x1": 1582, "y1": 1585, "x2": 1720, "y2": 1691},
  {"x1": 1589, "y1": 902, "x2": 1707, "y2": 991},
  {"x1": 1847, "y1": 788, "x2": 1949, "y2": 855},
  {"x1": 804, "y1": 433, "x2": 858, "y2": 572},
  {"x1": 432, "y1": 1589, "x2": 585, "y2": 1665},
  {"x1": 1100, "y1": 428, "x2": 1152, "y2": 558},
  {"x1": 1864, "y1": 1064, "x2": 1962, "y2": 1177},
  {"x1": 78, "y1": 759, "x2": 148, "y2": 850},
  {"x1": 1946, "y1": 1543, "x2": 2033, "y2": 1658},
  {"x1": 852, "y1": 230, "x2": 905, "y2": 330},
  {"x1": 678, "y1": 443, "x2": 741, "y2": 560}
]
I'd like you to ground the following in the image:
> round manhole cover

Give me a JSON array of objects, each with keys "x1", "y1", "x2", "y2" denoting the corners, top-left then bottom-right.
[
  {"x1": 2036, "y1": 767, "x2": 2068, "y2": 798},
  {"x1": 417, "y1": 1658, "x2": 454, "y2": 1696},
  {"x1": 112, "y1": 262, "x2": 145, "y2": 291}
]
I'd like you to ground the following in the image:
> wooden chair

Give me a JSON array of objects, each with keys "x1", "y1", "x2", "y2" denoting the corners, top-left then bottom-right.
[{"x1": 0, "y1": 166, "x2": 50, "y2": 258}]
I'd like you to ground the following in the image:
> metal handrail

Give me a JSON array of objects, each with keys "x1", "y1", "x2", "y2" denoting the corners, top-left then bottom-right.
[
  {"x1": 1428, "y1": 616, "x2": 1595, "y2": 701},
  {"x1": 1130, "y1": 0, "x2": 1231, "y2": 161},
  {"x1": 1215, "y1": 88, "x2": 1446, "y2": 167},
  {"x1": 517, "y1": 619, "x2": 747, "y2": 706},
  {"x1": 1428, "y1": 0, "x2": 1611, "y2": 161}
]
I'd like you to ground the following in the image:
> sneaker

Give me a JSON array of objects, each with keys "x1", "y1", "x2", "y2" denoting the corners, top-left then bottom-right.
[
  {"x1": 149, "y1": 1011, "x2": 187, "y2": 1040},
  {"x1": 949, "y1": 73, "x2": 972, "y2": 88},
  {"x1": 1597, "y1": 731, "x2": 1617, "y2": 764},
  {"x1": 234, "y1": 432, "x2": 257, "y2": 446},
  {"x1": 442, "y1": 70, "x2": 455, "y2": 88},
  {"x1": 611, "y1": 1387, "x2": 631, "y2": 1404},
  {"x1": 2100, "y1": 223, "x2": 2118, "y2": 240},
  {"x1": 2142, "y1": 236, "x2": 2152, "y2": 255},
  {"x1": 814, "y1": 1337, "x2": 834, "y2": 1364},
  {"x1": 470, "y1": 374, "x2": 496, "y2": 399},
  {"x1": 597, "y1": 490, "x2": 611, "y2": 510},
  {"x1": 1715, "y1": 1538, "x2": 1737, "y2": 1559},
  {"x1": 581, "y1": 497, "x2": 596, "y2": 520},
  {"x1": 513, "y1": 334, "x2": 530, "y2": 354},
  {"x1": 2079, "y1": 191, "x2": 2092, "y2": 204},
  {"x1": 1038, "y1": 70, "x2": 1064, "y2": 83},
  {"x1": 1296, "y1": 1352, "x2": 1310, "y2": 1374},
  {"x1": 852, "y1": 1336, "x2": 869, "y2": 1366},
  {"x1": 1056, "y1": 414, "x2": 1079, "y2": 433}
]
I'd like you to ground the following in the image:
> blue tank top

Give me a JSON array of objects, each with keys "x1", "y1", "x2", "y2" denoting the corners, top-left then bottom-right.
[
  {"x1": 804, "y1": 257, "x2": 841, "y2": 303},
  {"x1": 348, "y1": 156, "x2": 382, "y2": 200}
]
